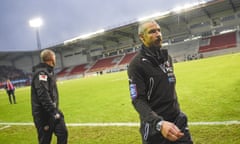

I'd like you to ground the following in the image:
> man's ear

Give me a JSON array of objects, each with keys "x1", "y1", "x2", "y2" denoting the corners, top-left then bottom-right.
[{"x1": 139, "y1": 34, "x2": 144, "y2": 42}]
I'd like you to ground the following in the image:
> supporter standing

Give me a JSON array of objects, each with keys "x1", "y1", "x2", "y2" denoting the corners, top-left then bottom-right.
[
  {"x1": 31, "y1": 49, "x2": 68, "y2": 144},
  {"x1": 5, "y1": 79, "x2": 16, "y2": 104},
  {"x1": 127, "y1": 20, "x2": 193, "y2": 144}
]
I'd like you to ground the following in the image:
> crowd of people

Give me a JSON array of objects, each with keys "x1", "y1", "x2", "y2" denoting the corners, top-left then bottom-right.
[
  {"x1": 0, "y1": 65, "x2": 26, "y2": 81},
  {"x1": 0, "y1": 65, "x2": 30, "y2": 89}
]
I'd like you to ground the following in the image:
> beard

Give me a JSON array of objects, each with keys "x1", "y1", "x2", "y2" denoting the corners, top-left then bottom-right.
[
  {"x1": 151, "y1": 41, "x2": 162, "y2": 51},
  {"x1": 150, "y1": 37, "x2": 162, "y2": 48}
]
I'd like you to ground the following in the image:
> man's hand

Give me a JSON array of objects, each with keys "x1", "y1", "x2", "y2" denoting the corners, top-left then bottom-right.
[
  {"x1": 54, "y1": 113, "x2": 61, "y2": 120},
  {"x1": 160, "y1": 121, "x2": 184, "y2": 141}
]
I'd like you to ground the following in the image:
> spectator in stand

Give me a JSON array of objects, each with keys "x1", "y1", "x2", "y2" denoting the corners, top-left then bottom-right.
[{"x1": 5, "y1": 79, "x2": 17, "y2": 104}]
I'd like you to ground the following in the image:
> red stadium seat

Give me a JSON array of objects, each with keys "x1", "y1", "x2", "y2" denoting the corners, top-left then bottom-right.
[{"x1": 199, "y1": 32, "x2": 237, "y2": 53}]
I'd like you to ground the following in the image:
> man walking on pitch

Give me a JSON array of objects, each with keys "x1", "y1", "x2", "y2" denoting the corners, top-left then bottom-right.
[
  {"x1": 127, "y1": 20, "x2": 193, "y2": 144},
  {"x1": 31, "y1": 49, "x2": 68, "y2": 144}
]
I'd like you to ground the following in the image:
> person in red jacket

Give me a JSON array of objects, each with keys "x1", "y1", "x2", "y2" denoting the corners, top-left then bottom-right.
[
  {"x1": 127, "y1": 20, "x2": 193, "y2": 144},
  {"x1": 5, "y1": 79, "x2": 16, "y2": 104}
]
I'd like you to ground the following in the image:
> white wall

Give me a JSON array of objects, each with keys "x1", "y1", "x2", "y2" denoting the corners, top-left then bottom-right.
[
  {"x1": 14, "y1": 56, "x2": 33, "y2": 73},
  {"x1": 166, "y1": 39, "x2": 200, "y2": 61},
  {"x1": 32, "y1": 54, "x2": 41, "y2": 66},
  {"x1": 0, "y1": 60, "x2": 12, "y2": 66},
  {"x1": 61, "y1": 50, "x2": 87, "y2": 67}
]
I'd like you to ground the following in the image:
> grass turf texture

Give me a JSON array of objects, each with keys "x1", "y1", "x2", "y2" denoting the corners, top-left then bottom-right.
[
  {"x1": 0, "y1": 125, "x2": 240, "y2": 144},
  {"x1": 0, "y1": 52, "x2": 240, "y2": 143}
]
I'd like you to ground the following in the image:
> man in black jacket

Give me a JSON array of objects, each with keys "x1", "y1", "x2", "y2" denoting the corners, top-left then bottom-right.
[
  {"x1": 127, "y1": 20, "x2": 193, "y2": 144},
  {"x1": 31, "y1": 49, "x2": 68, "y2": 144}
]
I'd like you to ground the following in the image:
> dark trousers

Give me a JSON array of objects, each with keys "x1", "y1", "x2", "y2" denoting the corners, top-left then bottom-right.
[
  {"x1": 34, "y1": 115, "x2": 68, "y2": 144},
  {"x1": 141, "y1": 112, "x2": 193, "y2": 144},
  {"x1": 7, "y1": 90, "x2": 16, "y2": 104}
]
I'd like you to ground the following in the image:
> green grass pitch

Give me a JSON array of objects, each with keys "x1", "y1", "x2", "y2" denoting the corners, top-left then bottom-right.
[{"x1": 0, "y1": 52, "x2": 240, "y2": 143}]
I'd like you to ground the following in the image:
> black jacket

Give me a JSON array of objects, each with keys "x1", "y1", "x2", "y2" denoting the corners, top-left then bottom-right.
[
  {"x1": 31, "y1": 63, "x2": 59, "y2": 119},
  {"x1": 127, "y1": 45, "x2": 180, "y2": 134}
]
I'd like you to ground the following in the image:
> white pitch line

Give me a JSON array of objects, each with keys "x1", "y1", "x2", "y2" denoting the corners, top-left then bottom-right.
[
  {"x1": 0, "y1": 122, "x2": 34, "y2": 126},
  {"x1": 0, "y1": 125, "x2": 11, "y2": 130},
  {"x1": 0, "y1": 121, "x2": 239, "y2": 127},
  {"x1": 189, "y1": 120, "x2": 240, "y2": 126},
  {"x1": 67, "y1": 122, "x2": 139, "y2": 127}
]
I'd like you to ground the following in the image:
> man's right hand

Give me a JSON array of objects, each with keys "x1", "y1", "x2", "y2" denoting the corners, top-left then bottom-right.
[
  {"x1": 54, "y1": 113, "x2": 61, "y2": 120},
  {"x1": 160, "y1": 121, "x2": 184, "y2": 141}
]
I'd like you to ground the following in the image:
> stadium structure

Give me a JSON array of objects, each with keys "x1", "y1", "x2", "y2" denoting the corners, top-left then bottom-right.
[{"x1": 0, "y1": 0, "x2": 240, "y2": 87}]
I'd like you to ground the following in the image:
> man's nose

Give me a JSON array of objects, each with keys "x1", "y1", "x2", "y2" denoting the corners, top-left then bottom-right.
[
  {"x1": 156, "y1": 32, "x2": 162, "y2": 38},
  {"x1": 158, "y1": 31, "x2": 162, "y2": 36},
  {"x1": 155, "y1": 31, "x2": 161, "y2": 36}
]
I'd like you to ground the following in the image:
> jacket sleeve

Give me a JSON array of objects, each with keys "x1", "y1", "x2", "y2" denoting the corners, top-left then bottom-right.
[
  {"x1": 127, "y1": 63, "x2": 163, "y2": 130},
  {"x1": 33, "y1": 71, "x2": 58, "y2": 117}
]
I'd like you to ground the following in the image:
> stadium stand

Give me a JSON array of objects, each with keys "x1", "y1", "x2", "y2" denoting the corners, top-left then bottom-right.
[
  {"x1": 1, "y1": 0, "x2": 240, "y2": 81},
  {"x1": 69, "y1": 63, "x2": 88, "y2": 76},
  {"x1": 57, "y1": 67, "x2": 72, "y2": 77},
  {"x1": 0, "y1": 65, "x2": 26, "y2": 81},
  {"x1": 0, "y1": 65, "x2": 30, "y2": 88},
  {"x1": 167, "y1": 39, "x2": 200, "y2": 62},
  {"x1": 198, "y1": 32, "x2": 237, "y2": 53},
  {"x1": 87, "y1": 55, "x2": 123, "y2": 73},
  {"x1": 118, "y1": 52, "x2": 137, "y2": 66}
]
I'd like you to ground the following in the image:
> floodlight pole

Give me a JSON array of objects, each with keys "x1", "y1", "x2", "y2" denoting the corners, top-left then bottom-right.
[
  {"x1": 35, "y1": 28, "x2": 42, "y2": 50},
  {"x1": 29, "y1": 17, "x2": 43, "y2": 50}
]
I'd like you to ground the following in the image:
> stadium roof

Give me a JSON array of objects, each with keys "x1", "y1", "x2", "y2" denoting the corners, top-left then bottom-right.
[{"x1": 1, "y1": 0, "x2": 240, "y2": 63}]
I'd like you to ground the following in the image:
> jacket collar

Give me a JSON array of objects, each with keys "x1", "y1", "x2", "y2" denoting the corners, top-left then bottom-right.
[
  {"x1": 140, "y1": 44, "x2": 168, "y2": 65},
  {"x1": 33, "y1": 63, "x2": 54, "y2": 73}
]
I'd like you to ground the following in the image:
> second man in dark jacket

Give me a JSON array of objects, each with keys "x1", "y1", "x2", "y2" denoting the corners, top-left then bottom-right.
[{"x1": 31, "y1": 49, "x2": 68, "y2": 144}]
